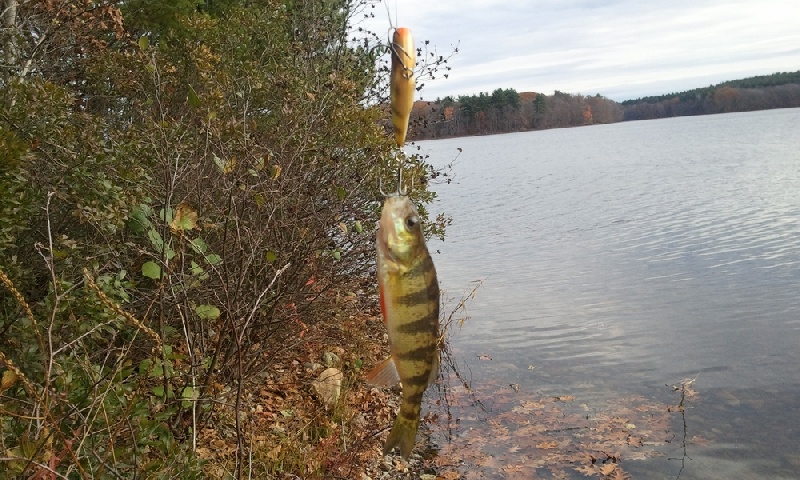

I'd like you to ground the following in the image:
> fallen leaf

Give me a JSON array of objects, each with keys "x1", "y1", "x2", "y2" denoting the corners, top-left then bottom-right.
[{"x1": 600, "y1": 463, "x2": 617, "y2": 476}]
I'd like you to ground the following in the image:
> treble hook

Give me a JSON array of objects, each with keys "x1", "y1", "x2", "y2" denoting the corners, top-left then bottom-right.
[
  {"x1": 398, "y1": 168, "x2": 406, "y2": 196},
  {"x1": 378, "y1": 152, "x2": 415, "y2": 197},
  {"x1": 388, "y1": 37, "x2": 415, "y2": 81}
]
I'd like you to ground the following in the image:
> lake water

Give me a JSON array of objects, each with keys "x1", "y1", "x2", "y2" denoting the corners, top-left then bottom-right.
[{"x1": 418, "y1": 108, "x2": 800, "y2": 479}]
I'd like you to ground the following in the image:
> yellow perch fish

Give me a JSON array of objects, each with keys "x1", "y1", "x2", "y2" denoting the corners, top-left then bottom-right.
[
  {"x1": 367, "y1": 193, "x2": 440, "y2": 458},
  {"x1": 390, "y1": 28, "x2": 416, "y2": 148}
]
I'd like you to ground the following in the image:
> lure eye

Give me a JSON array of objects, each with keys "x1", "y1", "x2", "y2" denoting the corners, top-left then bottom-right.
[{"x1": 405, "y1": 216, "x2": 419, "y2": 229}]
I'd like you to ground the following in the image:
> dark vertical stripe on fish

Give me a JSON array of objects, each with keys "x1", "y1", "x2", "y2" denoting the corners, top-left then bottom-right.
[
  {"x1": 396, "y1": 344, "x2": 436, "y2": 361},
  {"x1": 395, "y1": 311, "x2": 439, "y2": 334},
  {"x1": 404, "y1": 255, "x2": 435, "y2": 278},
  {"x1": 395, "y1": 277, "x2": 439, "y2": 306},
  {"x1": 404, "y1": 390, "x2": 425, "y2": 407},
  {"x1": 406, "y1": 371, "x2": 434, "y2": 386}
]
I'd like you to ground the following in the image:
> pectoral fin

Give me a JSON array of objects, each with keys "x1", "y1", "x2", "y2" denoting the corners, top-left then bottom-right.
[{"x1": 366, "y1": 356, "x2": 401, "y2": 387}]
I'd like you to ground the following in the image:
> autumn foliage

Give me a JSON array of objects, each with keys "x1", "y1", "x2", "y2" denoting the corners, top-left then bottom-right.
[{"x1": 0, "y1": 0, "x2": 442, "y2": 477}]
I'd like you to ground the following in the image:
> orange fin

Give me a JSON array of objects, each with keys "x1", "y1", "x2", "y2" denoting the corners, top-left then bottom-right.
[{"x1": 366, "y1": 356, "x2": 400, "y2": 387}]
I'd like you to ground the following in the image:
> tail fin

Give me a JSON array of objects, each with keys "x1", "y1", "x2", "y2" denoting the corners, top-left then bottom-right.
[{"x1": 383, "y1": 415, "x2": 420, "y2": 459}]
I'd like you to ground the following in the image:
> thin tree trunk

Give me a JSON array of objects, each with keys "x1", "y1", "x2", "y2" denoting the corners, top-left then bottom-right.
[{"x1": 2, "y1": 0, "x2": 18, "y2": 74}]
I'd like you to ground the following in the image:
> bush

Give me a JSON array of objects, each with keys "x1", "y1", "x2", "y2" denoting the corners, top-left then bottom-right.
[{"x1": 1, "y1": 0, "x2": 444, "y2": 477}]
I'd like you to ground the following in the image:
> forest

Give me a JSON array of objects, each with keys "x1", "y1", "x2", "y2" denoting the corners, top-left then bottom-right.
[{"x1": 408, "y1": 71, "x2": 800, "y2": 140}]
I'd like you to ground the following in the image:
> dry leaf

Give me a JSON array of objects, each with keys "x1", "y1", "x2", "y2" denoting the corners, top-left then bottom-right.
[
  {"x1": 599, "y1": 463, "x2": 617, "y2": 476},
  {"x1": 169, "y1": 202, "x2": 198, "y2": 232}
]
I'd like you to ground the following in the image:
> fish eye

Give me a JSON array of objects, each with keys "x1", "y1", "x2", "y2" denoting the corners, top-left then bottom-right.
[{"x1": 405, "y1": 216, "x2": 419, "y2": 229}]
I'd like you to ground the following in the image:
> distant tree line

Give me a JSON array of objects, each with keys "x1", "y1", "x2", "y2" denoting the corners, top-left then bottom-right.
[
  {"x1": 408, "y1": 70, "x2": 800, "y2": 139},
  {"x1": 408, "y1": 88, "x2": 622, "y2": 139},
  {"x1": 622, "y1": 81, "x2": 800, "y2": 121}
]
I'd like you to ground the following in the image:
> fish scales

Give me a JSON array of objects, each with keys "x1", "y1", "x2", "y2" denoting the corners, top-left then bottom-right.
[{"x1": 367, "y1": 194, "x2": 440, "y2": 459}]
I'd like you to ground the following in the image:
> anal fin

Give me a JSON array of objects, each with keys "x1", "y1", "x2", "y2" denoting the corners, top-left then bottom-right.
[{"x1": 366, "y1": 356, "x2": 401, "y2": 387}]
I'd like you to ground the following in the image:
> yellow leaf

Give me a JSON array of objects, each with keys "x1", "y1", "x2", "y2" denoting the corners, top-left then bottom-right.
[
  {"x1": 1, "y1": 369, "x2": 19, "y2": 391},
  {"x1": 213, "y1": 154, "x2": 237, "y2": 174},
  {"x1": 169, "y1": 202, "x2": 198, "y2": 232},
  {"x1": 536, "y1": 440, "x2": 558, "y2": 449}
]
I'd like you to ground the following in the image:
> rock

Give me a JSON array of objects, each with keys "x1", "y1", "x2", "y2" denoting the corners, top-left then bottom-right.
[
  {"x1": 322, "y1": 351, "x2": 340, "y2": 367},
  {"x1": 311, "y1": 367, "x2": 343, "y2": 409},
  {"x1": 304, "y1": 362, "x2": 324, "y2": 372}
]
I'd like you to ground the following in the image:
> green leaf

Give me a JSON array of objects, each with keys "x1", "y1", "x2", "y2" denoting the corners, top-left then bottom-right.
[
  {"x1": 195, "y1": 304, "x2": 220, "y2": 320},
  {"x1": 128, "y1": 205, "x2": 153, "y2": 234},
  {"x1": 142, "y1": 261, "x2": 161, "y2": 279},
  {"x1": 265, "y1": 250, "x2": 277, "y2": 263},
  {"x1": 152, "y1": 385, "x2": 164, "y2": 397},
  {"x1": 190, "y1": 261, "x2": 204, "y2": 276},
  {"x1": 205, "y1": 253, "x2": 222, "y2": 265},
  {"x1": 138, "y1": 358, "x2": 153, "y2": 375},
  {"x1": 147, "y1": 229, "x2": 164, "y2": 250},
  {"x1": 354, "y1": 220, "x2": 363, "y2": 233},
  {"x1": 138, "y1": 36, "x2": 150, "y2": 51},
  {"x1": 187, "y1": 85, "x2": 201, "y2": 108},
  {"x1": 159, "y1": 207, "x2": 175, "y2": 224},
  {"x1": 189, "y1": 237, "x2": 207, "y2": 254},
  {"x1": 182, "y1": 386, "x2": 195, "y2": 400}
]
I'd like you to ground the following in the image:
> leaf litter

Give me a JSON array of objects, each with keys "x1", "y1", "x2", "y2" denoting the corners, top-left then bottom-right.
[{"x1": 419, "y1": 372, "x2": 702, "y2": 479}]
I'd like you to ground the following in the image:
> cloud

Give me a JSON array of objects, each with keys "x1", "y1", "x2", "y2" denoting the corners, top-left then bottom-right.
[{"x1": 361, "y1": 0, "x2": 800, "y2": 101}]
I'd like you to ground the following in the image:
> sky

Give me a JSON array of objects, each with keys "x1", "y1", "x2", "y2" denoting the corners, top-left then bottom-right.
[{"x1": 356, "y1": 0, "x2": 800, "y2": 102}]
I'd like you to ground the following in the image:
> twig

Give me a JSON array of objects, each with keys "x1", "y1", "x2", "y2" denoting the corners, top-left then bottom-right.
[{"x1": 238, "y1": 262, "x2": 291, "y2": 345}]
